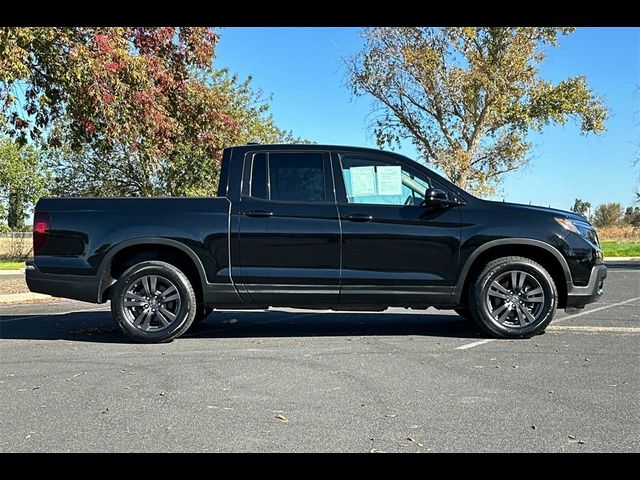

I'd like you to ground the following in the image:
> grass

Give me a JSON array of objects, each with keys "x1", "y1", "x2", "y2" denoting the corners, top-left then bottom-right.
[
  {"x1": 0, "y1": 260, "x2": 26, "y2": 270},
  {"x1": 601, "y1": 241, "x2": 640, "y2": 257}
]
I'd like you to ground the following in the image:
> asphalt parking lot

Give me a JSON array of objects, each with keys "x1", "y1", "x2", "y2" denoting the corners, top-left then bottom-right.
[{"x1": 1, "y1": 262, "x2": 638, "y2": 452}]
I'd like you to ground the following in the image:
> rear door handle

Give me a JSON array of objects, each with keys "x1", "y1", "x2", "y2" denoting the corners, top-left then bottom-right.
[
  {"x1": 342, "y1": 214, "x2": 373, "y2": 222},
  {"x1": 244, "y1": 210, "x2": 273, "y2": 218}
]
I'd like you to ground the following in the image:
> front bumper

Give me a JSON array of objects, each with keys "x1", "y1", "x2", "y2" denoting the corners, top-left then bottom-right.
[{"x1": 565, "y1": 264, "x2": 607, "y2": 310}]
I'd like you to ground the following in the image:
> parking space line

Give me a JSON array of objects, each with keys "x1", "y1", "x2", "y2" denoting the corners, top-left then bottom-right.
[
  {"x1": 556, "y1": 296, "x2": 640, "y2": 322},
  {"x1": 455, "y1": 339, "x2": 495, "y2": 350},
  {"x1": 547, "y1": 325, "x2": 640, "y2": 334},
  {"x1": 0, "y1": 307, "x2": 109, "y2": 324},
  {"x1": 455, "y1": 296, "x2": 640, "y2": 350}
]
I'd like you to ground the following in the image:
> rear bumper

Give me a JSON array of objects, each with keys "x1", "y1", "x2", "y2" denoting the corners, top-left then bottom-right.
[
  {"x1": 565, "y1": 264, "x2": 607, "y2": 310},
  {"x1": 25, "y1": 262, "x2": 101, "y2": 304}
]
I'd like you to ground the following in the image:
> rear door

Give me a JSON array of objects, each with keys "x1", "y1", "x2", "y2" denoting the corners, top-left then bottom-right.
[{"x1": 231, "y1": 150, "x2": 341, "y2": 306}]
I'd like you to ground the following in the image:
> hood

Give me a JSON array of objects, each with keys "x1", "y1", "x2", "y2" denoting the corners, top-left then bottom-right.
[{"x1": 483, "y1": 200, "x2": 589, "y2": 223}]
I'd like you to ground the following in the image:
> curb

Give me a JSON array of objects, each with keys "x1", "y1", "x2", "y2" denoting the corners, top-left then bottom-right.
[
  {"x1": 605, "y1": 257, "x2": 640, "y2": 262},
  {"x1": 0, "y1": 269, "x2": 25, "y2": 276},
  {"x1": 0, "y1": 292, "x2": 53, "y2": 304}
]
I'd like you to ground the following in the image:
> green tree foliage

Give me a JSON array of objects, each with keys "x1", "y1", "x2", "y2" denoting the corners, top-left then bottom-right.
[
  {"x1": 347, "y1": 27, "x2": 608, "y2": 195},
  {"x1": 0, "y1": 137, "x2": 49, "y2": 229},
  {"x1": 591, "y1": 203, "x2": 623, "y2": 228},
  {"x1": 571, "y1": 198, "x2": 591, "y2": 218},
  {"x1": 0, "y1": 27, "x2": 296, "y2": 196},
  {"x1": 624, "y1": 206, "x2": 640, "y2": 227}
]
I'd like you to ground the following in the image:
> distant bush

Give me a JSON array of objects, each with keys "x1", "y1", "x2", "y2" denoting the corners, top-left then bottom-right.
[{"x1": 598, "y1": 225, "x2": 640, "y2": 242}]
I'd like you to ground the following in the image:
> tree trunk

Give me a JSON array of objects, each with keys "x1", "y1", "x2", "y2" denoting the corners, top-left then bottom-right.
[{"x1": 7, "y1": 190, "x2": 25, "y2": 230}]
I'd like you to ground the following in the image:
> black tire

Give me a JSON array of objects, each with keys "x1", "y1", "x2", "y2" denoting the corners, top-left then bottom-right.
[
  {"x1": 468, "y1": 256, "x2": 557, "y2": 338},
  {"x1": 454, "y1": 307, "x2": 474, "y2": 322},
  {"x1": 111, "y1": 260, "x2": 197, "y2": 343},
  {"x1": 191, "y1": 305, "x2": 214, "y2": 326}
]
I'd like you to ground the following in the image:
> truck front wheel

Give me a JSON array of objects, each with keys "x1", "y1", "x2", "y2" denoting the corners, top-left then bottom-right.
[
  {"x1": 468, "y1": 256, "x2": 557, "y2": 338},
  {"x1": 111, "y1": 260, "x2": 197, "y2": 343}
]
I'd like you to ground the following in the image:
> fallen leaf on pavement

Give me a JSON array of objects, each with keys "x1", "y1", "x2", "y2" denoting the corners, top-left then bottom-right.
[
  {"x1": 406, "y1": 436, "x2": 416, "y2": 442},
  {"x1": 275, "y1": 414, "x2": 288, "y2": 423},
  {"x1": 384, "y1": 413, "x2": 397, "y2": 418},
  {"x1": 159, "y1": 392, "x2": 166, "y2": 397}
]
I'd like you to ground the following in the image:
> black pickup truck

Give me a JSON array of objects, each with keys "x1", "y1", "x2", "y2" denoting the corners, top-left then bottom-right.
[{"x1": 27, "y1": 144, "x2": 606, "y2": 343}]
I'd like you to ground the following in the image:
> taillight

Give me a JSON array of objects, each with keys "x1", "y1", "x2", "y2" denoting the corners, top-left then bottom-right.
[{"x1": 33, "y1": 211, "x2": 50, "y2": 254}]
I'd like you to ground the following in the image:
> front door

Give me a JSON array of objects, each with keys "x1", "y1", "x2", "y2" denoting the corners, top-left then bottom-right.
[
  {"x1": 232, "y1": 150, "x2": 340, "y2": 306},
  {"x1": 332, "y1": 152, "x2": 462, "y2": 307}
]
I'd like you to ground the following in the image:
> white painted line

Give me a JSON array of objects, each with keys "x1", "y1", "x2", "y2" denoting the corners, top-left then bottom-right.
[
  {"x1": 455, "y1": 296, "x2": 640, "y2": 349},
  {"x1": 547, "y1": 325, "x2": 640, "y2": 334},
  {"x1": 455, "y1": 339, "x2": 495, "y2": 350},
  {"x1": 0, "y1": 307, "x2": 109, "y2": 324},
  {"x1": 556, "y1": 296, "x2": 640, "y2": 322}
]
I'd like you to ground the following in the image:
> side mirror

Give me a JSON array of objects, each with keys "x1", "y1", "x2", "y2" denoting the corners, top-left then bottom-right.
[{"x1": 423, "y1": 188, "x2": 457, "y2": 207}]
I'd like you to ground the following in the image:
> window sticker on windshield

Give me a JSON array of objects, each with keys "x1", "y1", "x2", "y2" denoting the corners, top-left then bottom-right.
[
  {"x1": 350, "y1": 166, "x2": 376, "y2": 196},
  {"x1": 376, "y1": 166, "x2": 402, "y2": 196}
]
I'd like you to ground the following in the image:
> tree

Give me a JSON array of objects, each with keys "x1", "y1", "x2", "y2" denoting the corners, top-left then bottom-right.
[
  {"x1": 624, "y1": 206, "x2": 640, "y2": 227},
  {"x1": 571, "y1": 198, "x2": 591, "y2": 218},
  {"x1": 347, "y1": 27, "x2": 608, "y2": 195},
  {"x1": 0, "y1": 137, "x2": 49, "y2": 229},
  {"x1": 1, "y1": 27, "x2": 297, "y2": 196},
  {"x1": 591, "y1": 203, "x2": 623, "y2": 228}
]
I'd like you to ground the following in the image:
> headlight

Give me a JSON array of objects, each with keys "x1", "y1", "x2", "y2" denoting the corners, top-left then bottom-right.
[{"x1": 555, "y1": 217, "x2": 599, "y2": 245}]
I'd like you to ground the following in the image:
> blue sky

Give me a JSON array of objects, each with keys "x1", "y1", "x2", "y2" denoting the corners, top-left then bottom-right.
[{"x1": 215, "y1": 27, "x2": 640, "y2": 212}]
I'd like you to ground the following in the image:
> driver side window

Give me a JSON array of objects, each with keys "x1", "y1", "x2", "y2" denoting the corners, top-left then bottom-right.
[{"x1": 339, "y1": 155, "x2": 431, "y2": 206}]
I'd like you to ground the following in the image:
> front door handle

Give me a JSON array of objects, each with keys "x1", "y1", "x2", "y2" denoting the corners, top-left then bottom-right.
[
  {"x1": 342, "y1": 214, "x2": 373, "y2": 222},
  {"x1": 244, "y1": 210, "x2": 273, "y2": 218}
]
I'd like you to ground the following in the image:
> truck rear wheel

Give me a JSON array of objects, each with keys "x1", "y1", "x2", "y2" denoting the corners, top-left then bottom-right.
[
  {"x1": 111, "y1": 260, "x2": 197, "y2": 343},
  {"x1": 468, "y1": 256, "x2": 557, "y2": 338}
]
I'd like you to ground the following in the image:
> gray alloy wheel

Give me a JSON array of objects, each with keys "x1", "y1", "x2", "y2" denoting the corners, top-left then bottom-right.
[
  {"x1": 122, "y1": 275, "x2": 182, "y2": 332},
  {"x1": 485, "y1": 270, "x2": 545, "y2": 328},
  {"x1": 469, "y1": 256, "x2": 557, "y2": 338},
  {"x1": 111, "y1": 260, "x2": 196, "y2": 343}
]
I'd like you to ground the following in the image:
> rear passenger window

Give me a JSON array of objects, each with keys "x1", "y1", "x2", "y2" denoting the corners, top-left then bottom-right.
[
  {"x1": 250, "y1": 153, "x2": 268, "y2": 199},
  {"x1": 249, "y1": 152, "x2": 326, "y2": 202},
  {"x1": 269, "y1": 153, "x2": 325, "y2": 202}
]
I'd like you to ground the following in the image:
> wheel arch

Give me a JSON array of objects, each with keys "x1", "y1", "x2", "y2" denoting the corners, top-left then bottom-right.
[
  {"x1": 98, "y1": 238, "x2": 207, "y2": 303},
  {"x1": 452, "y1": 238, "x2": 571, "y2": 309}
]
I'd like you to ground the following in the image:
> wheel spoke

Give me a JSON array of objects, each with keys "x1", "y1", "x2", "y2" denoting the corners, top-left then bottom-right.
[
  {"x1": 159, "y1": 285, "x2": 176, "y2": 299},
  {"x1": 497, "y1": 305, "x2": 512, "y2": 323},
  {"x1": 132, "y1": 309, "x2": 147, "y2": 327},
  {"x1": 522, "y1": 287, "x2": 543, "y2": 300},
  {"x1": 490, "y1": 281, "x2": 511, "y2": 296},
  {"x1": 491, "y1": 302, "x2": 509, "y2": 318},
  {"x1": 155, "y1": 309, "x2": 171, "y2": 327},
  {"x1": 488, "y1": 286, "x2": 509, "y2": 299},
  {"x1": 158, "y1": 306, "x2": 176, "y2": 321},
  {"x1": 161, "y1": 293, "x2": 180, "y2": 304},
  {"x1": 522, "y1": 306, "x2": 537, "y2": 323},
  {"x1": 511, "y1": 271, "x2": 518, "y2": 291},
  {"x1": 516, "y1": 272, "x2": 526, "y2": 291},
  {"x1": 125, "y1": 292, "x2": 147, "y2": 302},
  {"x1": 524, "y1": 297, "x2": 544, "y2": 303},
  {"x1": 515, "y1": 305, "x2": 527, "y2": 326},
  {"x1": 141, "y1": 276, "x2": 152, "y2": 296},
  {"x1": 141, "y1": 309, "x2": 154, "y2": 330},
  {"x1": 124, "y1": 300, "x2": 146, "y2": 307},
  {"x1": 149, "y1": 275, "x2": 157, "y2": 296}
]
